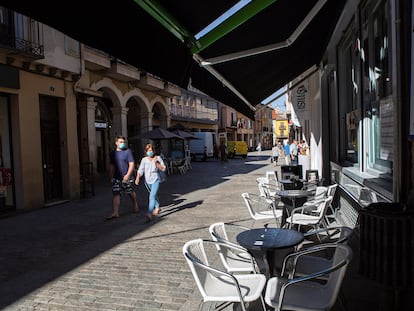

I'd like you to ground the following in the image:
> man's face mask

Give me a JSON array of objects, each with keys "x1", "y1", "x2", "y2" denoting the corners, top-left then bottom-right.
[{"x1": 119, "y1": 142, "x2": 127, "y2": 150}]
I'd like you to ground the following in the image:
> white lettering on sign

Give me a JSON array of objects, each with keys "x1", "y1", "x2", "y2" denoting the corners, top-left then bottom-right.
[
  {"x1": 95, "y1": 122, "x2": 107, "y2": 128},
  {"x1": 296, "y1": 85, "x2": 307, "y2": 110}
]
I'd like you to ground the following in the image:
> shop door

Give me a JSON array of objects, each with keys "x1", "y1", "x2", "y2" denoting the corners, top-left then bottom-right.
[
  {"x1": 96, "y1": 129, "x2": 107, "y2": 173},
  {"x1": 40, "y1": 98, "x2": 63, "y2": 203}
]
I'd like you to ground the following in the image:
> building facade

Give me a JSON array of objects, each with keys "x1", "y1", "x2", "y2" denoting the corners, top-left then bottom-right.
[
  {"x1": 0, "y1": 8, "x2": 181, "y2": 211},
  {"x1": 287, "y1": 0, "x2": 410, "y2": 227},
  {"x1": 254, "y1": 104, "x2": 274, "y2": 150}
]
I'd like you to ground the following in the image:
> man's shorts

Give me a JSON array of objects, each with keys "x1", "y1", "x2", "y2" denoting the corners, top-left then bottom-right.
[{"x1": 112, "y1": 178, "x2": 134, "y2": 195}]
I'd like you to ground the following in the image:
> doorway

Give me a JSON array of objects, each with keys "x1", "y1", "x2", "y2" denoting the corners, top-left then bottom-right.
[{"x1": 40, "y1": 96, "x2": 63, "y2": 203}]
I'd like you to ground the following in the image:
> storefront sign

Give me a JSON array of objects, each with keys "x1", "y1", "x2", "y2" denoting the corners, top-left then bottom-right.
[
  {"x1": 95, "y1": 122, "x2": 107, "y2": 129},
  {"x1": 292, "y1": 81, "x2": 309, "y2": 121}
]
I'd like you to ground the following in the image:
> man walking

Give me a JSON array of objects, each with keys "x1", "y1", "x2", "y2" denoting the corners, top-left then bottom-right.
[
  {"x1": 271, "y1": 143, "x2": 279, "y2": 166},
  {"x1": 107, "y1": 135, "x2": 139, "y2": 220},
  {"x1": 290, "y1": 139, "x2": 299, "y2": 165},
  {"x1": 284, "y1": 141, "x2": 291, "y2": 165}
]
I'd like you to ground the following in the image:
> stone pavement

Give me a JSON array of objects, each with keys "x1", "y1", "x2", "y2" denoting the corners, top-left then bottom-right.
[{"x1": 0, "y1": 151, "x2": 382, "y2": 311}]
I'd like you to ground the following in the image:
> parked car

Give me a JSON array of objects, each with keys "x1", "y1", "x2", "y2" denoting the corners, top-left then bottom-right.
[{"x1": 227, "y1": 141, "x2": 248, "y2": 159}]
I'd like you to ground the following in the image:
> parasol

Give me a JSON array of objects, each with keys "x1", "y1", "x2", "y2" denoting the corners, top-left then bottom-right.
[{"x1": 129, "y1": 128, "x2": 183, "y2": 140}]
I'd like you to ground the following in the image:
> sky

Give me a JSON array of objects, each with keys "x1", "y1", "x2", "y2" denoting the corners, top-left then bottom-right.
[
  {"x1": 262, "y1": 86, "x2": 287, "y2": 111},
  {"x1": 195, "y1": 0, "x2": 286, "y2": 111}
]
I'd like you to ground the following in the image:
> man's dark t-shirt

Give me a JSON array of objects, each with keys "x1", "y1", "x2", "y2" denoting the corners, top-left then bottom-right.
[{"x1": 109, "y1": 149, "x2": 134, "y2": 180}]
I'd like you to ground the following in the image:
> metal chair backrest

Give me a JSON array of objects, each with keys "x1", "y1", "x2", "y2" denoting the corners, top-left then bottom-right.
[
  {"x1": 182, "y1": 239, "x2": 210, "y2": 299},
  {"x1": 313, "y1": 186, "x2": 328, "y2": 201},
  {"x1": 183, "y1": 239, "x2": 267, "y2": 311},
  {"x1": 256, "y1": 177, "x2": 270, "y2": 197},
  {"x1": 325, "y1": 244, "x2": 353, "y2": 305},
  {"x1": 326, "y1": 183, "x2": 338, "y2": 197},
  {"x1": 241, "y1": 192, "x2": 280, "y2": 227},
  {"x1": 271, "y1": 243, "x2": 353, "y2": 311},
  {"x1": 209, "y1": 222, "x2": 257, "y2": 273},
  {"x1": 303, "y1": 226, "x2": 353, "y2": 246},
  {"x1": 242, "y1": 192, "x2": 275, "y2": 217},
  {"x1": 314, "y1": 196, "x2": 333, "y2": 216}
]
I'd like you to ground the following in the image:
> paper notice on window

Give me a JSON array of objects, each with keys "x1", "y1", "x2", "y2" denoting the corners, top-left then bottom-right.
[{"x1": 380, "y1": 101, "x2": 393, "y2": 161}]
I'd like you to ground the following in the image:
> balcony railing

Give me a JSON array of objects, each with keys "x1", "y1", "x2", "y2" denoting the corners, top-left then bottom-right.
[
  {"x1": 169, "y1": 103, "x2": 218, "y2": 122},
  {"x1": 0, "y1": 34, "x2": 44, "y2": 59}
]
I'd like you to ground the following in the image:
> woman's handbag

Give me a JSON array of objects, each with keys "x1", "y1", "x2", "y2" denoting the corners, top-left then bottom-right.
[{"x1": 158, "y1": 170, "x2": 167, "y2": 183}]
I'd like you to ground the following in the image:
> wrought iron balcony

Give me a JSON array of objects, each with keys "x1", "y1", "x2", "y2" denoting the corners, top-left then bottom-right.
[{"x1": 0, "y1": 34, "x2": 44, "y2": 59}]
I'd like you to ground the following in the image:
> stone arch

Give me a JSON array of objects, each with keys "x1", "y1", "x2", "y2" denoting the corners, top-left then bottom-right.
[
  {"x1": 124, "y1": 90, "x2": 151, "y2": 159},
  {"x1": 149, "y1": 95, "x2": 169, "y2": 128},
  {"x1": 91, "y1": 78, "x2": 123, "y2": 108}
]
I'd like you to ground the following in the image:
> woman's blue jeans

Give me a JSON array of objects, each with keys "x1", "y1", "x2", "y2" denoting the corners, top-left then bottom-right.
[{"x1": 146, "y1": 180, "x2": 160, "y2": 213}]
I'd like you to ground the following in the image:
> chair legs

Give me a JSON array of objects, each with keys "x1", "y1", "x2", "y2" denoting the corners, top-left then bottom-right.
[
  {"x1": 178, "y1": 164, "x2": 187, "y2": 174},
  {"x1": 200, "y1": 300, "x2": 252, "y2": 311}
]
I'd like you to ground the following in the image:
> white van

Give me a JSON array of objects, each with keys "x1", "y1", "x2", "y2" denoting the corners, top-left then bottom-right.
[{"x1": 189, "y1": 132, "x2": 217, "y2": 161}]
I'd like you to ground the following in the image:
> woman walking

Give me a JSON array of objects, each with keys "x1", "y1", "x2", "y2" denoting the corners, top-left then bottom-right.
[
  {"x1": 135, "y1": 143, "x2": 166, "y2": 222},
  {"x1": 271, "y1": 143, "x2": 279, "y2": 166}
]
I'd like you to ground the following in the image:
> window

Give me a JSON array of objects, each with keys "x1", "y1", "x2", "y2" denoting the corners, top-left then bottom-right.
[
  {"x1": 0, "y1": 95, "x2": 14, "y2": 209},
  {"x1": 333, "y1": 0, "x2": 393, "y2": 200},
  {"x1": 337, "y1": 25, "x2": 359, "y2": 163},
  {"x1": 230, "y1": 112, "x2": 236, "y2": 126},
  {"x1": 361, "y1": 0, "x2": 393, "y2": 173}
]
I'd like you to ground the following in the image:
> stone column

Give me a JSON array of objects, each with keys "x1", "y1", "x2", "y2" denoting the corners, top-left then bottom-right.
[
  {"x1": 111, "y1": 107, "x2": 129, "y2": 138},
  {"x1": 78, "y1": 97, "x2": 98, "y2": 174}
]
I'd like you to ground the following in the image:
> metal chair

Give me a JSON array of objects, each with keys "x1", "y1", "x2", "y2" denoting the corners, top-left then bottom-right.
[
  {"x1": 266, "y1": 170, "x2": 281, "y2": 188},
  {"x1": 209, "y1": 222, "x2": 259, "y2": 274},
  {"x1": 301, "y1": 186, "x2": 328, "y2": 209},
  {"x1": 241, "y1": 192, "x2": 283, "y2": 227},
  {"x1": 282, "y1": 226, "x2": 354, "y2": 278},
  {"x1": 301, "y1": 226, "x2": 354, "y2": 248},
  {"x1": 183, "y1": 239, "x2": 267, "y2": 311},
  {"x1": 324, "y1": 183, "x2": 339, "y2": 223},
  {"x1": 256, "y1": 177, "x2": 271, "y2": 197},
  {"x1": 265, "y1": 244, "x2": 353, "y2": 311},
  {"x1": 284, "y1": 196, "x2": 333, "y2": 233}
]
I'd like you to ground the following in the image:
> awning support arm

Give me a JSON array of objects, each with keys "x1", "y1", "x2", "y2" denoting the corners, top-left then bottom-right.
[
  {"x1": 133, "y1": 0, "x2": 196, "y2": 47},
  {"x1": 191, "y1": 0, "x2": 277, "y2": 54},
  {"x1": 193, "y1": 54, "x2": 256, "y2": 112},
  {"x1": 200, "y1": 0, "x2": 328, "y2": 66}
]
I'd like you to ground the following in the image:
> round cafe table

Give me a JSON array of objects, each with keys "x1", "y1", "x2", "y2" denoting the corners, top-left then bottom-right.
[
  {"x1": 279, "y1": 179, "x2": 305, "y2": 190},
  {"x1": 236, "y1": 227, "x2": 304, "y2": 278},
  {"x1": 277, "y1": 189, "x2": 313, "y2": 210},
  {"x1": 276, "y1": 189, "x2": 313, "y2": 226}
]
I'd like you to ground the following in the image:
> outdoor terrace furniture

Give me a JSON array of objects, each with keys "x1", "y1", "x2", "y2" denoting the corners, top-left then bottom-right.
[
  {"x1": 208, "y1": 222, "x2": 259, "y2": 274},
  {"x1": 300, "y1": 226, "x2": 354, "y2": 250},
  {"x1": 183, "y1": 238, "x2": 267, "y2": 311},
  {"x1": 256, "y1": 177, "x2": 271, "y2": 197},
  {"x1": 284, "y1": 196, "x2": 333, "y2": 234},
  {"x1": 282, "y1": 226, "x2": 354, "y2": 279},
  {"x1": 276, "y1": 189, "x2": 314, "y2": 217},
  {"x1": 241, "y1": 192, "x2": 283, "y2": 228},
  {"x1": 324, "y1": 184, "x2": 339, "y2": 223},
  {"x1": 302, "y1": 186, "x2": 328, "y2": 209},
  {"x1": 236, "y1": 227, "x2": 304, "y2": 279},
  {"x1": 264, "y1": 244, "x2": 353, "y2": 311}
]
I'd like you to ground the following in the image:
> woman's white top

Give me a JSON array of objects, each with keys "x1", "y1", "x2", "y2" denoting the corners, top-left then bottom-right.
[{"x1": 137, "y1": 156, "x2": 165, "y2": 184}]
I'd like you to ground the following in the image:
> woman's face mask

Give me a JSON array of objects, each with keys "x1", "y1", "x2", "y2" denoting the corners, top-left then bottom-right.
[{"x1": 146, "y1": 150, "x2": 154, "y2": 157}]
